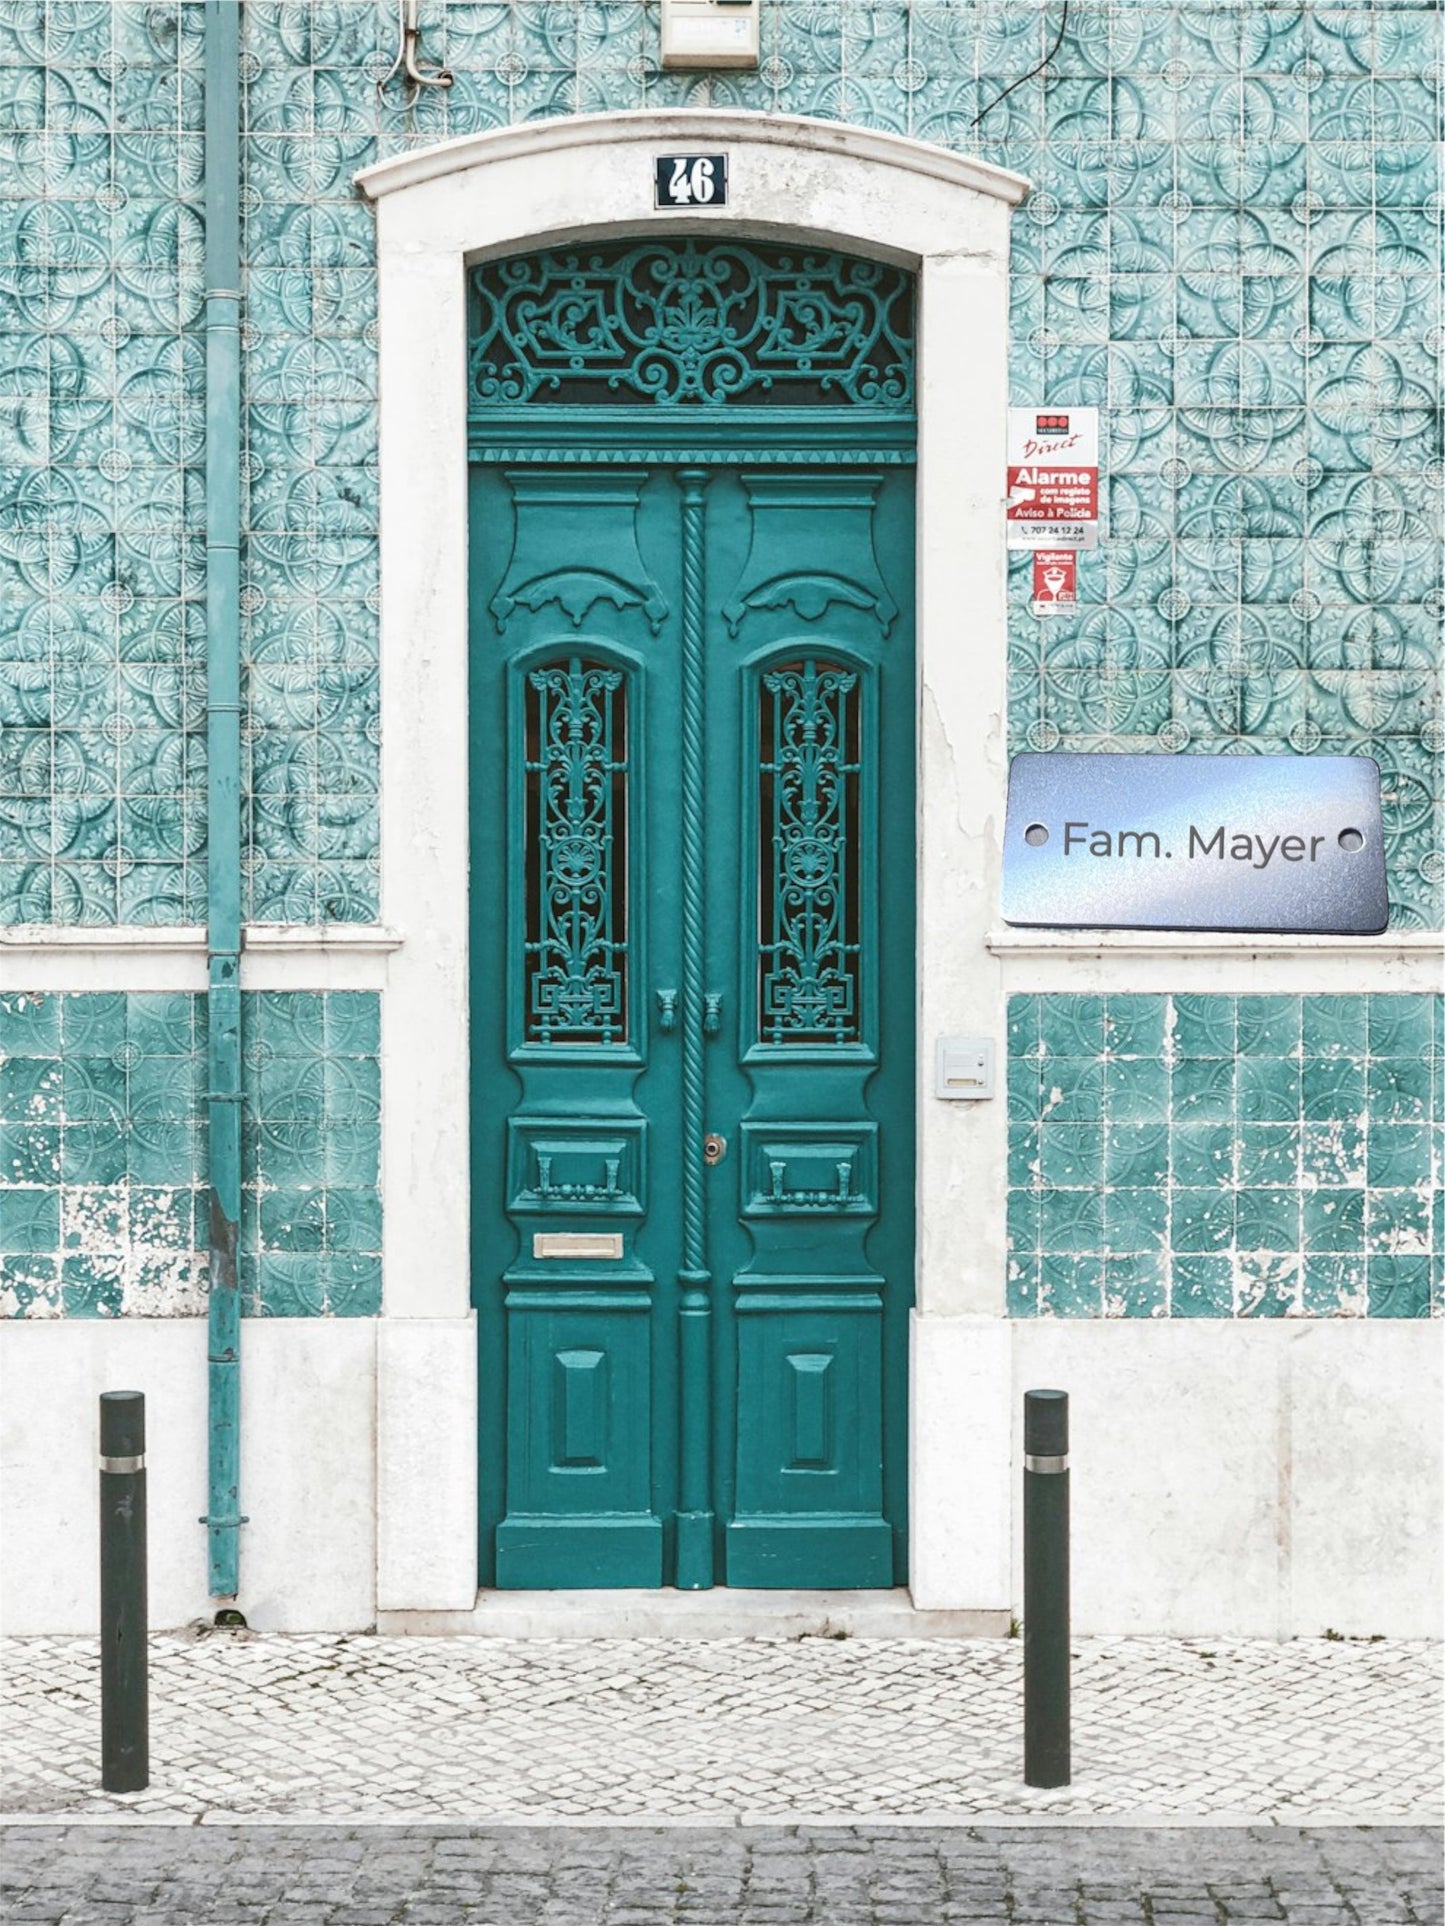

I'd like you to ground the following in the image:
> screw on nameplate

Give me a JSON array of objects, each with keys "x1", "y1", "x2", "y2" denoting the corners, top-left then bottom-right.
[{"x1": 1001, "y1": 751, "x2": 1389, "y2": 936}]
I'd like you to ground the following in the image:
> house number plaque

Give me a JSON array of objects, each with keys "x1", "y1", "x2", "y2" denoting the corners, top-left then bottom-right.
[
  {"x1": 654, "y1": 154, "x2": 729, "y2": 207},
  {"x1": 1002, "y1": 753, "x2": 1389, "y2": 935}
]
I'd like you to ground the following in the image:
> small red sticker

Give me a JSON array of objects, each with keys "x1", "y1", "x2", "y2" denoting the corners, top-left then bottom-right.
[{"x1": 1032, "y1": 550, "x2": 1077, "y2": 613}]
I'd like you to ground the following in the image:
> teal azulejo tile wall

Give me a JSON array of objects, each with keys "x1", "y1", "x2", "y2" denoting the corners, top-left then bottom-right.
[
  {"x1": 0, "y1": 2, "x2": 1440, "y2": 929},
  {"x1": 0, "y1": 990, "x2": 381, "y2": 1317},
  {"x1": 1008, "y1": 993, "x2": 1443, "y2": 1320},
  {"x1": 1, "y1": 6, "x2": 1440, "y2": 1323}
]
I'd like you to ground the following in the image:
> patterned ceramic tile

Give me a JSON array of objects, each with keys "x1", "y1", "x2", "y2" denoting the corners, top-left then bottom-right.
[
  {"x1": 0, "y1": 1, "x2": 208, "y2": 926},
  {"x1": 0, "y1": 8, "x2": 1441, "y2": 1324},
  {"x1": 1007, "y1": 993, "x2": 1443, "y2": 1318},
  {"x1": 0, "y1": 989, "x2": 381, "y2": 1316},
  {"x1": 0, "y1": 0, "x2": 1440, "y2": 928}
]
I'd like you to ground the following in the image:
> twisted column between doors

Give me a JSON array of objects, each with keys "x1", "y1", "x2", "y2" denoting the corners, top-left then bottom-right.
[{"x1": 675, "y1": 467, "x2": 715, "y2": 1589}]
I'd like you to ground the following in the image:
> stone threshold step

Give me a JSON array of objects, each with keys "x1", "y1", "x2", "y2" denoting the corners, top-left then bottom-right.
[{"x1": 376, "y1": 1588, "x2": 1011, "y2": 1640}]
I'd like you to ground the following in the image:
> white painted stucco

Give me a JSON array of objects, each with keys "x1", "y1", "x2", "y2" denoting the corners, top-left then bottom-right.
[
  {"x1": 376, "y1": 1315, "x2": 476, "y2": 1613},
  {"x1": 1009, "y1": 1317, "x2": 1444, "y2": 1639},
  {"x1": 0, "y1": 1318, "x2": 375, "y2": 1634},
  {"x1": 3, "y1": 1314, "x2": 1437, "y2": 1635},
  {"x1": 908, "y1": 1313, "x2": 1012, "y2": 1611}
]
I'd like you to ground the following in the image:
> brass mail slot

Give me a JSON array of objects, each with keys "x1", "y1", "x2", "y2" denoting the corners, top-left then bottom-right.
[{"x1": 533, "y1": 1232, "x2": 624, "y2": 1261}]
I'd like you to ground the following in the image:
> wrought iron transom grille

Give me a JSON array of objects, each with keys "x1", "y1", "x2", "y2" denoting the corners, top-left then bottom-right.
[{"x1": 469, "y1": 240, "x2": 915, "y2": 411}]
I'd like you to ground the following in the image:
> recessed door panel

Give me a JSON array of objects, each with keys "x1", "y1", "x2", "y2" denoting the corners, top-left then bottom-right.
[{"x1": 495, "y1": 1299, "x2": 661, "y2": 1587}]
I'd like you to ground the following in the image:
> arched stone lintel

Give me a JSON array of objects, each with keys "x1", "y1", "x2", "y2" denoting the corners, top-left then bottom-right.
[{"x1": 355, "y1": 108, "x2": 1030, "y2": 210}]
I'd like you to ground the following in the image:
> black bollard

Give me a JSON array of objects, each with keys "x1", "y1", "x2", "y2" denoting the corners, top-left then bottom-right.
[
  {"x1": 99, "y1": 1390, "x2": 148, "y2": 1793},
  {"x1": 1023, "y1": 1387, "x2": 1070, "y2": 1788}
]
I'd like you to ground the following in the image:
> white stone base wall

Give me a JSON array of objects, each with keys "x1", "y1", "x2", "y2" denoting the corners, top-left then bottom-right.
[
  {"x1": 2, "y1": 1315, "x2": 1438, "y2": 1637},
  {"x1": 0, "y1": 1319, "x2": 377, "y2": 1635},
  {"x1": 1009, "y1": 1319, "x2": 1442, "y2": 1639},
  {"x1": 911, "y1": 1315, "x2": 1441, "y2": 1639}
]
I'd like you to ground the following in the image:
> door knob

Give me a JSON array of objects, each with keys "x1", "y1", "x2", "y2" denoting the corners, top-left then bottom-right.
[{"x1": 703, "y1": 1132, "x2": 727, "y2": 1167}]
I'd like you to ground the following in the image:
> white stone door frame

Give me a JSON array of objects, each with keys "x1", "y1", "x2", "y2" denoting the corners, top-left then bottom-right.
[{"x1": 356, "y1": 111, "x2": 1029, "y2": 1614}]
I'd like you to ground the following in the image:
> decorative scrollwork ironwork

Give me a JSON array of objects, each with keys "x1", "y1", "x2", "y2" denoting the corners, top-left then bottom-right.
[
  {"x1": 758, "y1": 660, "x2": 863, "y2": 1046},
  {"x1": 469, "y1": 240, "x2": 914, "y2": 410},
  {"x1": 523, "y1": 657, "x2": 629, "y2": 1046}
]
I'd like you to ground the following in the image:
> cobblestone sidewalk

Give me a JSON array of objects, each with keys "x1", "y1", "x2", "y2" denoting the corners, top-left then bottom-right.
[
  {"x1": 5, "y1": 1825, "x2": 1443, "y2": 1925},
  {"x1": 2, "y1": 1634, "x2": 1440, "y2": 1827}
]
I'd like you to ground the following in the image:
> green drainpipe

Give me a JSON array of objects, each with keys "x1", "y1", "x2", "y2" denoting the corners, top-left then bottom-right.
[{"x1": 202, "y1": 0, "x2": 245, "y2": 1602}]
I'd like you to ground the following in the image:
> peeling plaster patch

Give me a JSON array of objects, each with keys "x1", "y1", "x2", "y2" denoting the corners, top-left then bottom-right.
[
  {"x1": 129, "y1": 1188, "x2": 191, "y2": 1250},
  {"x1": 4, "y1": 1148, "x2": 61, "y2": 1184},
  {"x1": 125, "y1": 1251, "x2": 207, "y2": 1318},
  {"x1": 1336, "y1": 1272, "x2": 1370, "y2": 1318},
  {"x1": 25, "y1": 1071, "x2": 62, "y2": 1121},
  {"x1": 1378, "y1": 1218, "x2": 1430, "y2": 1257},
  {"x1": 1235, "y1": 1254, "x2": 1302, "y2": 1318},
  {"x1": 1299, "y1": 1113, "x2": 1367, "y2": 1190},
  {"x1": 0, "y1": 1283, "x2": 61, "y2": 1319},
  {"x1": 61, "y1": 1188, "x2": 127, "y2": 1258}
]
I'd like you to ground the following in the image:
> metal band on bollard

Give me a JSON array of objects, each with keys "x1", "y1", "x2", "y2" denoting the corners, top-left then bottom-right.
[
  {"x1": 1023, "y1": 1388, "x2": 1070, "y2": 1789},
  {"x1": 99, "y1": 1390, "x2": 149, "y2": 1793}
]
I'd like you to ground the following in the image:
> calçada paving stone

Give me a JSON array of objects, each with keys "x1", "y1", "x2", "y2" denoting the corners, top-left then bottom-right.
[{"x1": 0, "y1": 1633, "x2": 1439, "y2": 1827}]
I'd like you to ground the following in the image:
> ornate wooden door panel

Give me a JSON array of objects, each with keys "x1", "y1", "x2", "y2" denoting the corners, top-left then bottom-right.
[
  {"x1": 701, "y1": 470, "x2": 914, "y2": 1588},
  {"x1": 470, "y1": 465, "x2": 684, "y2": 1588},
  {"x1": 467, "y1": 242, "x2": 916, "y2": 1591},
  {"x1": 705, "y1": 466, "x2": 909, "y2": 1579}
]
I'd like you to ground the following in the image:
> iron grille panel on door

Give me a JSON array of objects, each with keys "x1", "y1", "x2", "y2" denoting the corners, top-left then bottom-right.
[
  {"x1": 758, "y1": 660, "x2": 863, "y2": 1047},
  {"x1": 523, "y1": 657, "x2": 629, "y2": 1047}
]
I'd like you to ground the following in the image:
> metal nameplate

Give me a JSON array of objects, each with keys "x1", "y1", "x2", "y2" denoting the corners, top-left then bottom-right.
[
  {"x1": 533, "y1": 1233, "x2": 624, "y2": 1260},
  {"x1": 1002, "y1": 754, "x2": 1388, "y2": 935}
]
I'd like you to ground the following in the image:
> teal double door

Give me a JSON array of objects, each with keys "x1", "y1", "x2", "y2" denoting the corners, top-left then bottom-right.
[{"x1": 469, "y1": 454, "x2": 915, "y2": 1590}]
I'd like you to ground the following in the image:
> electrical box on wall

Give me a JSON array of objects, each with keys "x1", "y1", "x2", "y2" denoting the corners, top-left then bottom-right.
[
  {"x1": 661, "y1": 0, "x2": 760, "y2": 70},
  {"x1": 935, "y1": 1038, "x2": 996, "y2": 1101}
]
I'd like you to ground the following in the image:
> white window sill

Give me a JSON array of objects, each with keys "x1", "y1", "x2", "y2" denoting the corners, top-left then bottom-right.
[
  {"x1": 0, "y1": 925, "x2": 405, "y2": 954},
  {"x1": 987, "y1": 927, "x2": 1443, "y2": 959}
]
